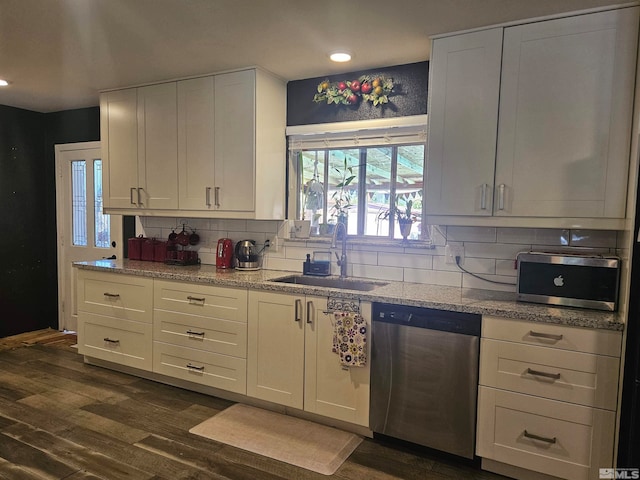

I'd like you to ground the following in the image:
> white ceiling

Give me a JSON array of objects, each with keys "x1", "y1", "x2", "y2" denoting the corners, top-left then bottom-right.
[{"x1": 1, "y1": 0, "x2": 628, "y2": 113}]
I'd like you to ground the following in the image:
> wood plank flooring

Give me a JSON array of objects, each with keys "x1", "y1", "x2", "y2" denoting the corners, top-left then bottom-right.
[{"x1": 0, "y1": 331, "x2": 511, "y2": 480}]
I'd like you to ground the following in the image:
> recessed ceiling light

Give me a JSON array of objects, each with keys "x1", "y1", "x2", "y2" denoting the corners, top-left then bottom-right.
[
  {"x1": 329, "y1": 52, "x2": 352, "y2": 63},
  {"x1": 0, "y1": 79, "x2": 9, "y2": 87}
]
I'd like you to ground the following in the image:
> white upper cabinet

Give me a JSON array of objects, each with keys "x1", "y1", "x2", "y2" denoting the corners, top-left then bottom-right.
[
  {"x1": 101, "y1": 68, "x2": 286, "y2": 219},
  {"x1": 101, "y1": 88, "x2": 139, "y2": 210},
  {"x1": 495, "y1": 8, "x2": 638, "y2": 218},
  {"x1": 426, "y1": 28, "x2": 503, "y2": 216},
  {"x1": 101, "y1": 83, "x2": 178, "y2": 210},
  {"x1": 213, "y1": 70, "x2": 256, "y2": 212},
  {"x1": 426, "y1": 7, "x2": 639, "y2": 226},
  {"x1": 137, "y1": 83, "x2": 179, "y2": 210},
  {"x1": 177, "y1": 76, "x2": 216, "y2": 211}
]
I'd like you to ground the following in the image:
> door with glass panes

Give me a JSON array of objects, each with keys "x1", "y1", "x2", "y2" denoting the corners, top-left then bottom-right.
[{"x1": 55, "y1": 142, "x2": 122, "y2": 332}]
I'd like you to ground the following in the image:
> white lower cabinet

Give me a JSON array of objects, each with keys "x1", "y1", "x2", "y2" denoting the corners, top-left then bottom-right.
[
  {"x1": 247, "y1": 291, "x2": 371, "y2": 427},
  {"x1": 77, "y1": 270, "x2": 153, "y2": 370},
  {"x1": 152, "y1": 280, "x2": 248, "y2": 394},
  {"x1": 477, "y1": 316, "x2": 622, "y2": 480}
]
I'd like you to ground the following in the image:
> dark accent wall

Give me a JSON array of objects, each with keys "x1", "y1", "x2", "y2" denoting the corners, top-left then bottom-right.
[
  {"x1": 0, "y1": 105, "x2": 101, "y2": 337},
  {"x1": 287, "y1": 61, "x2": 428, "y2": 126},
  {"x1": 0, "y1": 105, "x2": 47, "y2": 337}
]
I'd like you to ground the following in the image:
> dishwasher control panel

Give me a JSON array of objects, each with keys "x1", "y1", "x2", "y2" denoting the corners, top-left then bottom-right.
[{"x1": 373, "y1": 303, "x2": 481, "y2": 336}]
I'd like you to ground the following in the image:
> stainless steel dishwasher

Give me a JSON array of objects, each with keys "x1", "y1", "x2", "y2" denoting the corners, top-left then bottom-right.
[{"x1": 370, "y1": 303, "x2": 481, "y2": 459}]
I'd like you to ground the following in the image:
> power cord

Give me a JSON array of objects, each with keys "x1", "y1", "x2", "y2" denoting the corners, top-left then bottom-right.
[{"x1": 455, "y1": 255, "x2": 517, "y2": 286}]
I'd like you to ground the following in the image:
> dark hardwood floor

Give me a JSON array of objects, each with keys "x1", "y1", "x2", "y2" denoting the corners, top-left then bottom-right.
[{"x1": 0, "y1": 332, "x2": 511, "y2": 479}]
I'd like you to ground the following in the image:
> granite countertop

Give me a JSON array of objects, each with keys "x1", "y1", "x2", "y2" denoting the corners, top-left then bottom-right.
[{"x1": 74, "y1": 259, "x2": 625, "y2": 331}]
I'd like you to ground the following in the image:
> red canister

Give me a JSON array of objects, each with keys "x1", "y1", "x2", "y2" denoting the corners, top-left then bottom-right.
[
  {"x1": 141, "y1": 238, "x2": 155, "y2": 261},
  {"x1": 128, "y1": 235, "x2": 143, "y2": 260},
  {"x1": 216, "y1": 238, "x2": 233, "y2": 269},
  {"x1": 154, "y1": 240, "x2": 167, "y2": 262}
]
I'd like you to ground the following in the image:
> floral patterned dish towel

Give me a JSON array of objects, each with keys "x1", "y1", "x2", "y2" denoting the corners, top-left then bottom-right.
[{"x1": 332, "y1": 311, "x2": 367, "y2": 367}]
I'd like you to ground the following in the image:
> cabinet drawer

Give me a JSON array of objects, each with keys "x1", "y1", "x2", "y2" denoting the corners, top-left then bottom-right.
[
  {"x1": 154, "y1": 280, "x2": 247, "y2": 322},
  {"x1": 477, "y1": 386, "x2": 615, "y2": 480},
  {"x1": 153, "y1": 309, "x2": 247, "y2": 358},
  {"x1": 482, "y1": 316, "x2": 621, "y2": 357},
  {"x1": 480, "y1": 339, "x2": 619, "y2": 410},
  {"x1": 78, "y1": 312, "x2": 152, "y2": 371},
  {"x1": 153, "y1": 342, "x2": 246, "y2": 394},
  {"x1": 77, "y1": 270, "x2": 153, "y2": 322}
]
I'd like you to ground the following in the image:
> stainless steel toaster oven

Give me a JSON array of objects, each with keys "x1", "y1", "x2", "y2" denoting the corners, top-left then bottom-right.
[{"x1": 516, "y1": 252, "x2": 620, "y2": 311}]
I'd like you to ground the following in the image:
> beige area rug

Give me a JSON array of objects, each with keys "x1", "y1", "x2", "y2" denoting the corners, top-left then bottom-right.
[{"x1": 189, "y1": 404, "x2": 362, "y2": 475}]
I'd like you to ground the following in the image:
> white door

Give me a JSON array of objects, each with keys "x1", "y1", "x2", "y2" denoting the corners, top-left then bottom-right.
[{"x1": 55, "y1": 142, "x2": 122, "y2": 332}]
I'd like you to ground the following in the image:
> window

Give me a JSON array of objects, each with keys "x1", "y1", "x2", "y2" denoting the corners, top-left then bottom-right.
[{"x1": 289, "y1": 122, "x2": 427, "y2": 240}]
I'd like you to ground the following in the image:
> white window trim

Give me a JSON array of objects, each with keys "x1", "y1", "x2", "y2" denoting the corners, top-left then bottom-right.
[{"x1": 287, "y1": 116, "x2": 429, "y2": 242}]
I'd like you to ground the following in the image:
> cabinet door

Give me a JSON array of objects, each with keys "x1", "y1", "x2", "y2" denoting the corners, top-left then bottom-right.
[
  {"x1": 247, "y1": 291, "x2": 304, "y2": 409},
  {"x1": 100, "y1": 89, "x2": 139, "y2": 209},
  {"x1": 214, "y1": 70, "x2": 255, "y2": 212},
  {"x1": 137, "y1": 82, "x2": 178, "y2": 209},
  {"x1": 495, "y1": 7, "x2": 639, "y2": 218},
  {"x1": 177, "y1": 76, "x2": 216, "y2": 210},
  {"x1": 425, "y1": 28, "x2": 503, "y2": 216},
  {"x1": 304, "y1": 298, "x2": 371, "y2": 426}
]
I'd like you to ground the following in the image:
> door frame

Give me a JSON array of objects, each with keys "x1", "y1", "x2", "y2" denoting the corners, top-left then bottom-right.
[{"x1": 55, "y1": 141, "x2": 122, "y2": 331}]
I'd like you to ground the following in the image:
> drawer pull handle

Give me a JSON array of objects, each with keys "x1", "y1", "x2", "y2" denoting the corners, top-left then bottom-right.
[
  {"x1": 187, "y1": 296, "x2": 205, "y2": 303},
  {"x1": 103, "y1": 338, "x2": 120, "y2": 344},
  {"x1": 527, "y1": 368, "x2": 561, "y2": 380},
  {"x1": 529, "y1": 331, "x2": 563, "y2": 341},
  {"x1": 186, "y1": 330, "x2": 205, "y2": 337},
  {"x1": 187, "y1": 363, "x2": 205, "y2": 371},
  {"x1": 103, "y1": 293, "x2": 120, "y2": 298},
  {"x1": 524, "y1": 430, "x2": 556, "y2": 444}
]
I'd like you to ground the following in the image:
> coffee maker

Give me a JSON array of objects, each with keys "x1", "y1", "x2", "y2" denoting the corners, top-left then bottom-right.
[
  {"x1": 235, "y1": 240, "x2": 260, "y2": 270},
  {"x1": 216, "y1": 238, "x2": 234, "y2": 269}
]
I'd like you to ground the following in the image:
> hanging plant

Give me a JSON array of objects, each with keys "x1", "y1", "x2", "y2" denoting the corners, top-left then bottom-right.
[{"x1": 313, "y1": 75, "x2": 394, "y2": 107}]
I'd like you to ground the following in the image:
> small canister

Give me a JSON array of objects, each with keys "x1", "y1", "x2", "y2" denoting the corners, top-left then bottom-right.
[
  {"x1": 128, "y1": 235, "x2": 143, "y2": 260},
  {"x1": 141, "y1": 238, "x2": 155, "y2": 261},
  {"x1": 153, "y1": 240, "x2": 167, "y2": 262}
]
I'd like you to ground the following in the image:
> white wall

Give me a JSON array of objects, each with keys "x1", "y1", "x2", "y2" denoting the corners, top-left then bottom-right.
[{"x1": 138, "y1": 217, "x2": 620, "y2": 292}]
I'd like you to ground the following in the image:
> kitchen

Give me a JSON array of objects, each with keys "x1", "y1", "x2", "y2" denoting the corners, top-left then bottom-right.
[{"x1": 2, "y1": 0, "x2": 640, "y2": 478}]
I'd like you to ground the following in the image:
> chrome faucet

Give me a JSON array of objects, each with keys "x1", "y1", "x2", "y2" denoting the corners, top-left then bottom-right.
[{"x1": 331, "y1": 222, "x2": 348, "y2": 279}]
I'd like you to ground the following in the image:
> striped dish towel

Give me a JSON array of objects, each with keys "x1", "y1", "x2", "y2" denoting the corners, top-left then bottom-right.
[{"x1": 332, "y1": 311, "x2": 367, "y2": 367}]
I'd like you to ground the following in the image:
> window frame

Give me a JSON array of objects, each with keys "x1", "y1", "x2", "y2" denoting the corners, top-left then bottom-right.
[{"x1": 287, "y1": 117, "x2": 429, "y2": 242}]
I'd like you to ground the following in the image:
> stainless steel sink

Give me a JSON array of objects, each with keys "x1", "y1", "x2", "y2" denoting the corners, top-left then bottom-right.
[{"x1": 271, "y1": 275, "x2": 387, "y2": 291}]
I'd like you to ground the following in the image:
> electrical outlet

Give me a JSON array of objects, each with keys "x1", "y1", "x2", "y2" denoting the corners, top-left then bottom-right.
[
  {"x1": 445, "y1": 244, "x2": 464, "y2": 265},
  {"x1": 267, "y1": 235, "x2": 279, "y2": 253}
]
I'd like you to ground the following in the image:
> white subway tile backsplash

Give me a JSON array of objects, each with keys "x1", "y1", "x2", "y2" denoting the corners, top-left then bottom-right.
[
  {"x1": 378, "y1": 252, "x2": 432, "y2": 269},
  {"x1": 352, "y1": 264, "x2": 403, "y2": 282},
  {"x1": 464, "y1": 242, "x2": 529, "y2": 260},
  {"x1": 446, "y1": 226, "x2": 496, "y2": 243},
  {"x1": 496, "y1": 259, "x2": 518, "y2": 277},
  {"x1": 135, "y1": 216, "x2": 622, "y2": 294},
  {"x1": 570, "y1": 229, "x2": 617, "y2": 248},
  {"x1": 496, "y1": 228, "x2": 569, "y2": 246}
]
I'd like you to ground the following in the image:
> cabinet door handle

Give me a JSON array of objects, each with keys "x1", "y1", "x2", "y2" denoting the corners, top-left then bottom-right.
[
  {"x1": 526, "y1": 368, "x2": 561, "y2": 380},
  {"x1": 186, "y1": 363, "x2": 205, "y2": 371},
  {"x1": 524, "y1": 430, "x2": 556, "y2": 444},
  {"x1": 103, "y1": 292, "x2": 120, "y2": 298},
  {"x1": 529, "y1": 331, "x2": 563, "y2": 341},
  {"x1": 137, "y1": 187, "x2": 143, "y2": 206},
  {"x1": 187, "y1": 296, "x2": 205, "y2": 304},
  {"x1": 186, "y1": 330, "x2": 205, "y2": 337},
  {"x1": 206, "y1": 187, "x2": 212, "y2": 207},
  {"x1": 295, "y1": 299, "x2": 302, "y2": 322},
  {"x1": 498, "y1": 184, "x2": 505, "y2": 210},
  {"x1": 480, "y1": 183, "x2": 488, "y2": 210},
  {"x1": 214, "y1": 186, "x2": 221, "y2": 207},
  {"x1": 130, "y1": 187, "x2": 137, "y2": 205},
  {"x1": 103, "y1": 338, "x2": 120, "y2": 344},
  {"x1": 306, "y1": 301, "x2": 314, "y2": 324}
]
